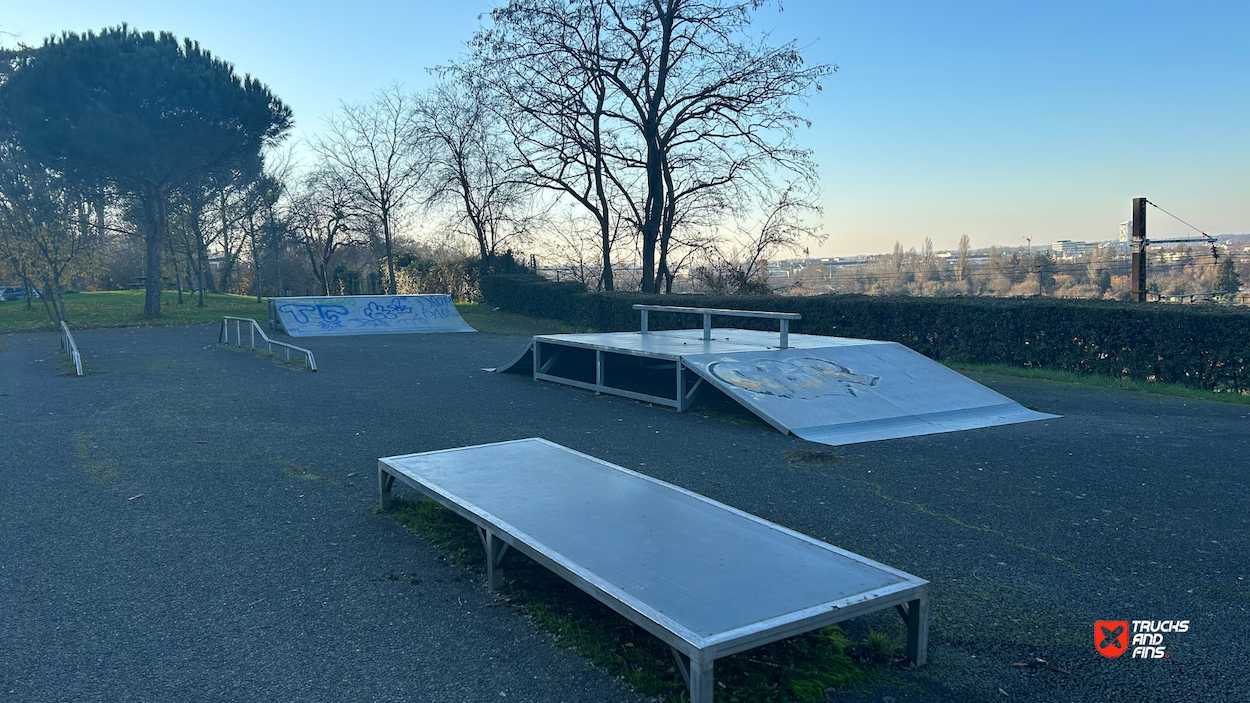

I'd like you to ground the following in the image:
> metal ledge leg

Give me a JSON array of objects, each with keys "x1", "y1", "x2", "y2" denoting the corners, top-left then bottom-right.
[
  {"x1": 896, "y1": 597, "x2": 929, "y2": 666},
  {"x1": 478, "y1": 529, "x2": 510, "y2": 591},
  {"x1": 378, "y1": 470, "x2": 395, "y2": 511},
  {"x1": 689, "y1": 652, "x2": 714, "y2": 703},
  {"x1": 675, "y1": 363, "x2": 684, "y2": 411},
  {"x1": 670, "y1": 649, "x2": 714, "y2": 702}
]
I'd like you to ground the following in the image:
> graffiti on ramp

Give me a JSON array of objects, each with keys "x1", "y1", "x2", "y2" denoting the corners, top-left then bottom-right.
[
  {"x1": 272, "y1": 295, "x2": 476, "y2": 336},
  {"x1": 707, "y1": 357, "x2": 880, "y2": 399}
]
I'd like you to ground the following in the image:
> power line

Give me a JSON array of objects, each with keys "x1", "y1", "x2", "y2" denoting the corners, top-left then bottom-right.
[{"x1": 1145, "y1": 200, "x2": 1213, "y2": 240}]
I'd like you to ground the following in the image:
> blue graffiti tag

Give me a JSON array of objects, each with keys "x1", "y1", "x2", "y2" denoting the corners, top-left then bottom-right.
[
  {"x1": 414, "y1": 296, "x2": 452, "y2": 323},
  {"x1": 277, "y1": 303, "x2": 319, "y2": 324},
  {"x1": 362, "y1": 298, "x2": 415, "y2": 320}
]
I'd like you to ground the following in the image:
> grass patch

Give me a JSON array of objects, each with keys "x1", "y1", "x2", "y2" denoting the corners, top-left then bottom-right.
[
  {"x1": 56, "y1": 350, "x2": 86, "y2": 376},
  {"x1": 945, "y1": 360, "x2": 1250, "y2": 405},
  {"x1": 385, "y1": 496, "x2": 865, "y2": 702},
  {"x1": 0, "y1": 290, "x2": 269, "y2": 333},
  {"x1": 454, "y1": 302, "x2": 588, "y2": 336},
  {"x1": 75, "y1": 431, "x2": 119, "y2": 485},
  {"x1": 864, "y1": 630, "x2": 896, "y2": 663},
  {"x1": 276, "y1": 460, "x2": 333, "y2": 483}
]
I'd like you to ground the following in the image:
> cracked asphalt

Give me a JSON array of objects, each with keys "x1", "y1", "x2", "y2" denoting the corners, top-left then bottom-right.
[{"x1": 1, "y1": 322, "x2": 1246, "y2": 703}]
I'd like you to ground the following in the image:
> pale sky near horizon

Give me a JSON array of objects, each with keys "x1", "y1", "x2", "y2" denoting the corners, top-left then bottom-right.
[{"x1": 3, "y1": 1, "x2": 1247, "y2": 256}]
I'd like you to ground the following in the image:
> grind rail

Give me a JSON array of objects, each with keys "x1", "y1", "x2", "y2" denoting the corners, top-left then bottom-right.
[
  {"x1": 219, "y1": 316, "x2": 317, "y2": 370},
  {"x1": 634, "y1": 304, "x2": 801, "y2": 349},
  {"x1": 59, "y1": 321, "x2": 83, "y2": 376}
]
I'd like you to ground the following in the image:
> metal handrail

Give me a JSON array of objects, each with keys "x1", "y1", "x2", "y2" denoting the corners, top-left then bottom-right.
[
  {"x1": 59, "y1": 321, "x2": 83, "y2": 376},
  {"x1": 219, "y1": 316, "x2": 317, "y2": 371},
  {"x1": 633, "y1": 304, "x2": 802, "y2": 349}
]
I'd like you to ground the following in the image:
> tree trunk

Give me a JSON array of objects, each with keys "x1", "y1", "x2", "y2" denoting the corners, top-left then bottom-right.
[
  {"x1": 638, "y1": 5, "x2": 675, "y2": 294},
  {"x1": 19, "y1": 271, "x2": 33, "y2": 310},
  {"x1": 591, "y1": 87, "x2": 614, "y2": 293},
  {"x1": 37, "y1": 276, "x2": 57, "y2": 324},
  {"x1": 382, "y1": 206, "x2": 397, "y2": 295},
  {"x1": 639, "y1": 154, "x2": 662, "y2": 292},
  {"x1": 599, "y1": 220, "x2": 614, "y2": 292},
  {"x1": 188, "y1": 199, "x2": 207, "y2": 306},
  {"x1": 250, "y1": 223, "x2": 262, "y2": 302},
  {"x1": 196, "y1": 213, "x2": 217, "y2": 295},
  {"x1": 143, "y1": 184, "x2": 165, "y2": 318},
  {"x1": 184, "y1": 229, "x2": 205, "y2": 307},
  {"x1": 167, "y1": 235, "x2": 184, "y2": 304}
]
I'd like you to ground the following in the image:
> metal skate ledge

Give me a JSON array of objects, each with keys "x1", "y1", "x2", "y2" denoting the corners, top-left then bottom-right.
[{"x1": 378, "y1": 439, "x2": 929, "y2": 703}]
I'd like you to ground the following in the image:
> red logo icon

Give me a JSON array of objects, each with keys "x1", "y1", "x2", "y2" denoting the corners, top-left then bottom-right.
[{"x1": 1096, "y1": 620, "x2": 1129, "y2": 658}]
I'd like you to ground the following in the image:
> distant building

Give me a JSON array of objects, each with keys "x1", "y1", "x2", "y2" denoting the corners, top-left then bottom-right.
[{"x1": 1051, "y1": 240, "x2": 1097, "y2": 258}]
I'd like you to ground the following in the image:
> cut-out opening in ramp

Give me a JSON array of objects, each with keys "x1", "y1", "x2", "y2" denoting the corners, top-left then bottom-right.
[{"x1": 496, "y1": 330, "x2": 1058, "y2": 446}]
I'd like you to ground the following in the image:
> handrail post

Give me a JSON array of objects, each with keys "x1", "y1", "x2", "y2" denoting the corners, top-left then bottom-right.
[
  {"x1": 640, "y1": 309, "x2": 649, "y2": 334},
  {"x1": 250, "y1": 324, "x2": 255, "y2": 350},
  {"x1": 703, "y1": 313, "x2": 711, "y2": 341},
  {"x1": 779, "y1": 319, "x2": 789, "y2": 349}
]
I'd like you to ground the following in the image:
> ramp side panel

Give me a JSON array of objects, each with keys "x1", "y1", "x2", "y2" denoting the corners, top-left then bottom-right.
[
  {"x1": 494, "y1": 339, "x2": 535, "y2": 374},
  {"x1": 271, "y1": 295, "x2": 475, "y2": 337},
  {"x1": 681, "y1": 343, "x2": 1056, "y2": 445}
]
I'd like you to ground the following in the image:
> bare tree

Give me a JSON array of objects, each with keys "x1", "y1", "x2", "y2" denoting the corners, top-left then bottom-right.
[
  {"x1": 310, "y1": 84, "x2": 427, "y2": 295},
  {"x1": 597, "y1": 0, "x2": 833, "y2": 292},
  {"x1": 0, "y1": 145, "x2": 94, "y2": 323},
  {"x1": 693, "y1": 183, "x2": 823, "y2": 294},
  {"x1": 416, "y1": 79, "x2": 536, "y2": 279},
  {"x1": 468, "y1": 0, "x2": 625, "y2": 290},
  {"x1": 955, "y1": 234, "x2": 970, "y2": 282},
  {"x1": 200, "y1": 160, "x2": 266, "y2": 295},
  {"x1": 470, "y1": 0, "x2": 832, "y2": 293},
  {"x1": 290, "y1": 168, "x2": 367, "y2": 295}
]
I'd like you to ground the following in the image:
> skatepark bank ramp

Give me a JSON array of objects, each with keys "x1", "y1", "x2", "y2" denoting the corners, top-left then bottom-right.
[
  {"x1": 269, "y1": 295, "x2": 475, "y2": 337},
  {"x1": 497, "y1": 323, "x2": 1056, "y2": 447}
]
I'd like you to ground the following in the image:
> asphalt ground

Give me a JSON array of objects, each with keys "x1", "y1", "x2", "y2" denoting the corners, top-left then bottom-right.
[{"x1": 1, "y1": 323, "x2": 1246, "y2": 703}]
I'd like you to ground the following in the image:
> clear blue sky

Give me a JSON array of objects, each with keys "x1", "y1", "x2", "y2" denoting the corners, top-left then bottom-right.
[{"x1": 4, "y1": 1, "x2": 1247, "y2": 256}]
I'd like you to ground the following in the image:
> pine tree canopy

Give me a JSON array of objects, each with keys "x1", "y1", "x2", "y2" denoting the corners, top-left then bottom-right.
[{"x1": 0, "y1": 25, "x2": 293, "y2": 191}]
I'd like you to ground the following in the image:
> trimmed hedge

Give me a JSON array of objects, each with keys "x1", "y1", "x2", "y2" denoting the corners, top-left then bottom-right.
[{"x1": 482, "y1": 274, "x2": 1250, "y2": 393}]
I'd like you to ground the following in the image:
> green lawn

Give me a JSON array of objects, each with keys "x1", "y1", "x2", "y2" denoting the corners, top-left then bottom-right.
[
  {"x1": 453, "y1": 302, "x2": 587, "y2": 336},
  {"x1": 0, "y1": 290, "x2": 270, "y2": 333},
  {"x1": 0, "y1": 291, "x2": 589, "y2": 337},
  {"x1": 945, "y1": 360, "x2": 1250, "y2": 405}
]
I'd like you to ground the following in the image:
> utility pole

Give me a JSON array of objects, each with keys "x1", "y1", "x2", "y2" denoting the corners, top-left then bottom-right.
[{"x1": 1130, "y1": 197, "x2": 1147, "y2": 302}]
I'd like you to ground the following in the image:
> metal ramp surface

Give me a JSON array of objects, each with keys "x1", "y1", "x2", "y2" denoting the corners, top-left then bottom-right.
[
  {"x1": 269, "y1": 295, "x2": 475, "y2": 337},
  {"x1": 497, "y1": 329, "x2": 1056, "y2": 446},
  {"x1": 378, "y1": 438, "x2": 929, "y2": 703}
]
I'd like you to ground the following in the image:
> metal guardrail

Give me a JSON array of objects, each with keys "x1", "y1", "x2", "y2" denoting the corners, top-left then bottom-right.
[
  {"x1": 59, "y1": 321, "x2": 83, "y2": 376},
  {"x1": 633, "y1": 304, "x2": 802, "y2": 349},
  {"x1": 219, "y1": 316, "x2": 317, "y2": 371}
]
